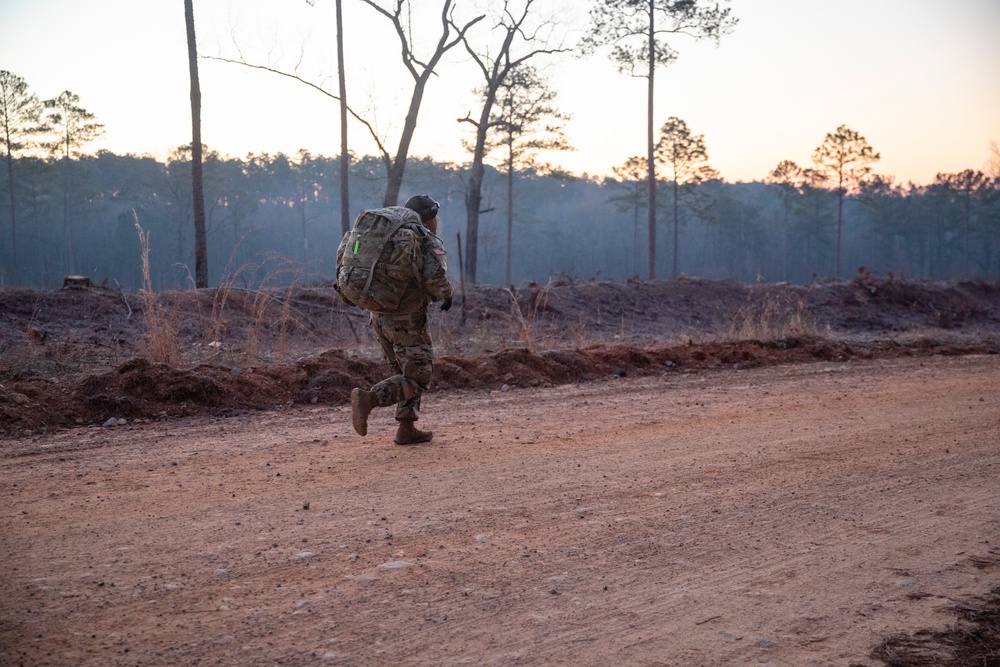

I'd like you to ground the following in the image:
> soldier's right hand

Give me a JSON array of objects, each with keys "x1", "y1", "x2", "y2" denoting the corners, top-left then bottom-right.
[{"x1": 440, "y1": 296, "x2": 453, "y2": 312}]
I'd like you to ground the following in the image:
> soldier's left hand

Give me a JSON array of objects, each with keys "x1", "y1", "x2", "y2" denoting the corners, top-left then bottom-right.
[{"x1": 440, "y1": 296, "x2": 453, "y2": 312}]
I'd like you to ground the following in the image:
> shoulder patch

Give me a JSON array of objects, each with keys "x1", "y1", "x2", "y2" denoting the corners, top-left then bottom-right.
[{"x1": 433, "y1": 247, "x2": 447, "y2": 255}]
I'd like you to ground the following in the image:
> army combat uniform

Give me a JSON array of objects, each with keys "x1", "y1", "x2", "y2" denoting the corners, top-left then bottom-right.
[{"x1": 337, "y1": 200, "x2": 452, "y2": 444}]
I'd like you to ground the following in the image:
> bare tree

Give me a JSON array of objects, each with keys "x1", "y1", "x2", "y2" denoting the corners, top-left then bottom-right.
[
  {"x1": 481, "y1": 64, "x2": 572, "y2": 285},
  {"x1": 812, "y1": 124, "x2": 880, "y2": 278},
  {"x1": 359, "y1": 0, "x2": 484, "y2": 206},
  {"x1": 584, "y1": 0, "x2": 736, "y2": 280},
  {"x1": 0, "y1": 71, "x2": 44, "y2": 283},
  {"x1": 456, "y1": 0, "x2": 569, "y2": 284},
  {"x1": 42, "y1": 90, "x2": 104, "y2": 275},
  {"x1": 209, "y1": 1, "x2": 483, "y2": 210},
  {"x1": 655, "y1": 116, "x2": 716, "y2": 279},
  {"x1": 185, "y1": 0, "x2": 209, "y2": 288}
]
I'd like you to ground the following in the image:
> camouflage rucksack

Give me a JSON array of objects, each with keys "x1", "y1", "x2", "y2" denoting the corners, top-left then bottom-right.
[{"x1": 336, "y1": 206, "x2": 425, "y2": 314}]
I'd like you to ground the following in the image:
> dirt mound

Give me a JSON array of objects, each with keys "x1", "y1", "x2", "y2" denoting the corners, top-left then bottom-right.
[
  {"x1": 801, "y1": 277, "x2": 997, "y2": 332},
  {"x1": 1, "y1": 276, "x2": 998, "y2": 436},
  {"x1": 2, "y1": 336, "x2": 996, "y2": 437}
]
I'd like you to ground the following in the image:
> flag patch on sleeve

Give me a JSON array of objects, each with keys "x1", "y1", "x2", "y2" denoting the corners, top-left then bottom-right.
[{"x1": 433, "y1": 248, "x2": 447, "y2": 255}]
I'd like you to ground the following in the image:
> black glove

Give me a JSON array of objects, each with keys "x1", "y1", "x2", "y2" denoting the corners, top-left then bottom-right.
[{"x1": 440, "y1": 296, "x2": 453, "y2": 312}]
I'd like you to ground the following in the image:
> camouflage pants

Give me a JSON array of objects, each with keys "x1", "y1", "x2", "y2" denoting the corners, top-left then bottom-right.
[{"x1": 369, "y1": 309, "x2": 435, "y2": 422}]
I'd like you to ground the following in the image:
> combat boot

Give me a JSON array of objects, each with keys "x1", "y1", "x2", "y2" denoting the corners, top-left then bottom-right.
[
  {"x1": 351, "y1": 388, "x2": 375, "y2": 436},
  {"x1": 394, "y1": 419, "x2": 433, "y2": 445}
]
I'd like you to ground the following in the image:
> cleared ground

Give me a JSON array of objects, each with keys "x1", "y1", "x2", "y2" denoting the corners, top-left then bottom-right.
[{"x1": 2, "y1": 353, "x2": 998, "y2": 666}]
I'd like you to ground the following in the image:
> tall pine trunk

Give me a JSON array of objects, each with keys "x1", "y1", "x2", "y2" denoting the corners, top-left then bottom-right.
[
  {"x1": 185, "y1": 0, "x2": 209, "y2": 288},
  {"x1": 62, "y1": 129, "x2": 74, "y2": 274},
  {"x1": 4, "y1": 149, "x2": 17, "y2": 282},
  {"x1": 335, "y1": 0, "x2": 350, "y2": 234},
  {"x1": 505, "y1": 140, "x2": 514, "y2": 287},
  {"x1": 645, "y1": 0, "x2": 657, "y2": 281},
  {"x1": 672, "y1": 178, "x2": 680, "y2": 279}
]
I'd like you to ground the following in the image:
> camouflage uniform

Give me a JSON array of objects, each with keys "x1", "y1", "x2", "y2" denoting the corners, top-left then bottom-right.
[{"x1": 337, "y1": 206, "x2": 452, "y2": 424}]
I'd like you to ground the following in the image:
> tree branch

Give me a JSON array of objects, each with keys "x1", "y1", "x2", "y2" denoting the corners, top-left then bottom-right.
[{"x1": 203, "y1": 55, "x2": 391, "y2": 163}]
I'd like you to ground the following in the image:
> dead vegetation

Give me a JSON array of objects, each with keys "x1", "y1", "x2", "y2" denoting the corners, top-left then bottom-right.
[
  {"x1": 723, "y1": 287, "x2": 817, "y2": 341},
  {"x1": 868, "y1": 549, "x2": 1000, "y2": 667},
  {"x1": 0, "y1": 275, "x2": 998, "y2": 436},
  {"x1": 869, "y1": 585, "x2": 1000, "y2": 667},
  {"x1": 136, "y1": 223, "x2": 178, "y2": 365}
]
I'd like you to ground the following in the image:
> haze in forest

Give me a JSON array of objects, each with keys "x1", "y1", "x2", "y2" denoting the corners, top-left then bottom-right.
[{"x1": 1, "y1": 0, "x2": 998, "y2": 291}]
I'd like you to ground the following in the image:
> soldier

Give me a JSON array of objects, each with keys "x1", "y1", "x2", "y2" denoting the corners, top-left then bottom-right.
[{"x1": 338, "y1": 194, "x2": 453, "y2": 445}]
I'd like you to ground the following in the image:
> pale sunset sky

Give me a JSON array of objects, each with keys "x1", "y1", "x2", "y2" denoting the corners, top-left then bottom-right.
[{"x1": 1, "y1": 0, "x2": 998, "y2": 184}]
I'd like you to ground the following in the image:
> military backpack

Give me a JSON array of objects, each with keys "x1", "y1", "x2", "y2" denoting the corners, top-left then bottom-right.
[{"x1": 336, "y1": 206, "x2": 425, "y2": 314}]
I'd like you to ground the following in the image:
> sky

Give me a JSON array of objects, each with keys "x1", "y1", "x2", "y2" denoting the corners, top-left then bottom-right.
[{"x1": 1, "y1": 0, "x2": 998, "y2": 185}]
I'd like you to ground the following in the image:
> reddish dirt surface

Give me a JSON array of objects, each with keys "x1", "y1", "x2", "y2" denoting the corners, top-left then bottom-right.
[{"x1": 1, "y1": 277, "x2": 999, "y2": 665}]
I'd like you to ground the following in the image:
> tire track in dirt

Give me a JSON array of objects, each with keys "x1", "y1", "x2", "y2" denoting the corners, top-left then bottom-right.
[{"x1": 1, "y1": 355, "x2": 998, "y2": 666}]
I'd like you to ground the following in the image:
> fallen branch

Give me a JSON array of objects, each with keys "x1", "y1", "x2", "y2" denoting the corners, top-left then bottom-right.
[{"x1": 114, "y1": 280, "x2": 133, "y2": 319}]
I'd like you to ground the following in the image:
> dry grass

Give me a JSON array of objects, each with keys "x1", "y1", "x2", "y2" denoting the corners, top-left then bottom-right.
[
  {"x1": 504, "y1": 282, "x2": 582, "y2": 353},
  {"x1": 723, "y1": 290, "x2": 817, "y2": 342},
  {"x1": 139, "y1": 220, "x2": 323, "y2": 368},
  {"x1": 3, "y1": 274, "x2": 994, "y2": 387},
  {"x1": 211, "y1": 262, "x2": 316, "y2": 364},
  {"x1": 432, "y1": 284, "x2": 567, "y2": 357},
  {"x1": 508, "y1": 286, "x2": 543, "y2": 353},
  {"x1": 432, "y1": 314, "x2": 505, "y2": 357},
  {"x1": 135, "y1": 220, "x2": 178, "y2": 365},
  {"x1": 161, "y1": 247, "x2": 326, "y2": 367},
  {"x1": 0, "y1": 342, "x2": 85, "y2": 383}
]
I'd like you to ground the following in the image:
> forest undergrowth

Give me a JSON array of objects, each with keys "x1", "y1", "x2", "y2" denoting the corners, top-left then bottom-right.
[{"x1": 0, "y1": 270, "x2": 998, "y2": 436}]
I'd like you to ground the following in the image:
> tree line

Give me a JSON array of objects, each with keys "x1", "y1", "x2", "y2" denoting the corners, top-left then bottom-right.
[
  {"x1": 2, "y1": 0, "x2": 998, "y2": 290},
  {"x1": 1, "y1": 70, "x2": 104, "y2": 281},
  {"x1": 1, "y1": 141, "x2": 997, "y2": 291}
]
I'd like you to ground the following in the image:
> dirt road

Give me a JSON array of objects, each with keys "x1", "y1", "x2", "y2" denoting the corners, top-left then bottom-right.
[{"x1": 2, "y1": 354, "x2": 998, "y2": 666}]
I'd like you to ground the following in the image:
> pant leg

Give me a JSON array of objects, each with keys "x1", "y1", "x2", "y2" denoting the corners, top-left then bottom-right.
[
  {"x1": 369, "y1": 310, "x2": 434, "y2": 421},
  {"x1": 371, "y1": 312, "x2": 403, "y2": 375}
]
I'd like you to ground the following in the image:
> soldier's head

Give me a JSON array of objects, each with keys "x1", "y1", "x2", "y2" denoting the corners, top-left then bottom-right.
[{"x1": 404, "y1": 194, "x2": 440, "y2": 235}]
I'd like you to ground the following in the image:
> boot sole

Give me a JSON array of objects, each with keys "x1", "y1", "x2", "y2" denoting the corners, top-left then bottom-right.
[{"x1": 395, "y1": 432, "x2": 433, "y2": 445}]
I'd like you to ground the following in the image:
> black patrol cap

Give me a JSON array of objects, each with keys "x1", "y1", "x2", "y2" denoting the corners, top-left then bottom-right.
[{"x1": 404, "y1": 194, "x2": 440, "y2": 223}]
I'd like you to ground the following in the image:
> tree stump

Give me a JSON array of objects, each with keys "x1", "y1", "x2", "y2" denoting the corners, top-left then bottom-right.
[{"x1": 62, "y1": 275, "x2": 92, "y2": 289}]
